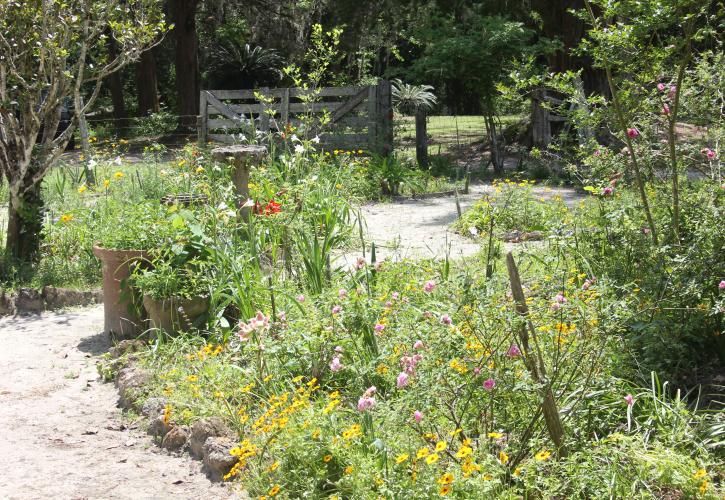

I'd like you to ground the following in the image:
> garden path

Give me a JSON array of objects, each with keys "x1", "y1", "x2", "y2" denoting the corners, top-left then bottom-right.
[
  {"x1": 0, "y1": 306, "x2": 238, "y2": 499},
  {"x1": 337, "y1": 183, "x2": 583, "y2": 266}
]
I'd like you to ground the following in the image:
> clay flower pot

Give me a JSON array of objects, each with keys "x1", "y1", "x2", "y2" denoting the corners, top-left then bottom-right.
[
  {"x1": 142, "y1": 295, "x2": 209, "y2": 336},
  {"x1": 92, "y1": 246, "x2": 149, "y2": 338}
]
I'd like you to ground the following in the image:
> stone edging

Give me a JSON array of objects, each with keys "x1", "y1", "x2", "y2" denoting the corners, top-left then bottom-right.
[
  {"x1": 0, "y1": 286, "x2": 103, "y2": 316},
  {"x1": 109, "y1": 341, "x2": 241, "y2": 486}
]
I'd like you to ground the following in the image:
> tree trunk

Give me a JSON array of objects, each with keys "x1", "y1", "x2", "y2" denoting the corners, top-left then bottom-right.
[
  {"x1": 5, "y1": 183, "x2": 44, "y2": 263},
  {"x1": 170, "y1": 0, "x2": 200, "y2": 130},
  {"x1": 136, "y1": 49, "x2": 160, "y2": 116}
]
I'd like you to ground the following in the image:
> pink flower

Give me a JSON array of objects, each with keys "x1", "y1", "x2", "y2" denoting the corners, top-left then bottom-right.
[
  {"x1": 582, "y1": 279, "x2": 592, "y2": 291},
  {"x1": 237, "y1": 311, "x2": 270, "y2": 341},
  {"x1": 642, "y1": 227, "x2": 651, "y2": 235},
  {"x1": 440, "y1": 314, "x2": 452, "y2": 326},
  {"x1": 396, "y1": 372, "x2": 410, "y2": 388},
  {"x1": 391, "y1": 291, "x2": 400, "y2": 300},
  {"x1": 473, "y1": 367, "x2": 481, "y2": 375},
  {"x1": 555, "y1": 293, "x2": 567, "y2": 304},
  {"x1": 296, "y1": 294, "x2": 305, "y2": 303},
  {"x1": 594, "y1": 149, "x2": 601, "y2": 156},
  {"x1": 662, "y1": 104, "x2": 670, "y2": 115},
  {"x1": 385, "y1": 301, "x2": 393, "y2": 308},
  {"x1": 277, "y1": 311, "x2": 286, "y2": 322},
  {"x1": 355, "y1": 256, "x2": 366, "y2": 270},
  {"x1": 624, "y1": 394, "x2": 634, "y2": 406},
  {"x1": 413, "y1": 340, "x2": 424, "y2": 350},
  {"x1": 414, "y1": 410, "x2": 423, "y2": 423},
  {"x1": 483, "y1": 378, "x2": 496, "y2": 391},
  {"x1": 703, "y1": 148, "x2": 716, "y2": 159},
  {"x1": 657, "y1": 83, "x2": 666, "y2": 92},
  {"x1": 335, "y1": 345, "x2": 344, "y2": 353},
  {"x1": 719, "y1": 280, "x2": 725, "y2": 290},
  {"x1": 422, "y1": 311, "x2": 432, "y2": 319},
  {"x1": 627, "y1": 127, "x2": 640, "y2": 138},
  {"x1": 506, "y1": 345, "x2": 521, "y2": 357},
  {"x1": 668, "y1": 85, "x2": 677, "y2": 98},
  {"x1": 424, "y1": 280, "x2": 436, "y2": 293},
  {"x1": 331, "y1": 305, "x2": 342, "y2": 315},
  {"x1": 330, "y1": 356, "x2": 343, "y2": 372},
  {"x1": 374, "y1": 323, "x2": 385, "y2": 334},
  {"x1": 602, "y1": 186, "x2": 613, "y2": 196},
  {"x1": 357, "y1": 396, "x2": 376, "y2": 411},
  {"x1": 550, "y1": 302, "x2": 561, "y2": 311},
  {"x1": 338, "y1": 288, "x2": 348, "y2": 299}
]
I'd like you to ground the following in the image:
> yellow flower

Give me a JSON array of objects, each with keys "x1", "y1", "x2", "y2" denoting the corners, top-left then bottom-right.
[
  {"x1": 693, "y1": 468, "x2": 707, "y2": 479},
  {"x1": 425, "y1": 453, "x2": 440, "y2": 465},
  {"x1": 268, "y1": 485, "x2": 280, "y2": 496},
  {"x1": 449, "y1": 428, "x2": 462, "y2": 437},
  {"x1": 103, "y1": 179, "x2": 110, "y2": 189},
  {"x1": 195, "y1": 166, "x2": 205, "y2": 173},
  {"x1": 268, "y1": 461, "x2": 280, "y2": 472},
  {"x1": 113, "y1": 171, "x2": 124, "y2": 179},
  {"x1": 435, "y1": 441, "x2": 447, "y2": 452},
  {"x1": 534, "y1": 450, "x2": 551, "y2": 461},
  {"x1": 439, "y1": 485, "x2": 452, "y2": 495},
  {"x1": 186, "y1": 375, "x2": 198, "y2": 382},
  {"x1": 455, "y1": 446, "x2": 472, "y2": 459},
  {"x1": 487, "y1": 432, "x2": 503, "y2": 439},
  {"x1": 323, "y1": 454, "x2": 332, "y2": 463},
  {"x1": 395, "y1": 453, "x2": 409, "y2": 464},
  {"x1": 699, "y1": 480, "x2": 708, "y2": 494},
  {"x1": 344, "y1": 466, "x2": 354, "y2": 474},
  {"x1": 59, "y1": 214, "x2": 74, "y2": 223},
  {"x1": 437, "y1": 473, "x2": 454, "y2": 485},
  {"x1": 416, "y1": 447, "x2": 429, "y2": 459},
  {"x1": 513, "y1": 467, "x2": 522, "y2": 477},
  {"x1": 77, "y1": 184, "x2": 87, "y2": 194}
]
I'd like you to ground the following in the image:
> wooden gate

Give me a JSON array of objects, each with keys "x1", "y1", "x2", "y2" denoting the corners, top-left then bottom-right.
[{"x1": 198, "y1": 81, "x2": 393, "y2": 154}]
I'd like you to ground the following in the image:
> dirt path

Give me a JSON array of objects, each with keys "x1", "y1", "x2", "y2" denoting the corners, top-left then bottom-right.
[
  {"x1": 337, "y1": 183, "x2": 583, "y2": 265},
  {"x1": 0, "y1": 306, "x2": 236, "y2": 500}
]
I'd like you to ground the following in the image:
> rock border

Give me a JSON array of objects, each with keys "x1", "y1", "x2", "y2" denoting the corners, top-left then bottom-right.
[
  {"x1": 0, "y1": 286, "x2": 102, "y2": 316},
  {"x1": 110, "y1": 345, "x2": 240, "y2": 484}
]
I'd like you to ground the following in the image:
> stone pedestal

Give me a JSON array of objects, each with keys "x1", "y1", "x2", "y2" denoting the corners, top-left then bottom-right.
[{"x1": 211, "y1": 145, "x2": 267, "y2": 220}]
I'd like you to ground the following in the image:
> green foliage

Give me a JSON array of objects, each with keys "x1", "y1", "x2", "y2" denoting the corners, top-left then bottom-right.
[{"x1": 391, "y1": 79, "x2": 438, "y2": 114}]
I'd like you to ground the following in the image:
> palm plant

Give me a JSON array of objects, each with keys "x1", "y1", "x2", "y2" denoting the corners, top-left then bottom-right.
[
  {"x1": 207, "y1": 42, "x2": 285, "y2": 89},
  {"x1": 391, "y1": 79, "x2": 438, "y2": 115}
]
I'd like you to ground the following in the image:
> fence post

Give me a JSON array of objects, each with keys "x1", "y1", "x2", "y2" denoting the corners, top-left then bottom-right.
[
  {"x1": 259, "y1": 87, "x2": 270, "y2": 133},
  {"x1": 367, "y1": 85, "x2": 378, "y2": 153},
  {"x1": 415, "y1": 109, "x2": 428, "y2": 168},
  {"x1": 280, "y1": 87, "x2": 290, "y2": 129},
  {"x1": 376, "y1": 80, "x2": 393, "y2": 156},
  {"x1": 198, "y1": 91, "x2": 208, "y2": 146},
  {"x1": 77, "y1": 97, "x2": 95, "y2": 186}
]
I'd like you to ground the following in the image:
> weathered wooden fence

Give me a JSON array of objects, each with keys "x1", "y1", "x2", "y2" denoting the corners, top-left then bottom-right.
[{"x1": 198, "y1": 81, "x2": 393, "y2": 154}]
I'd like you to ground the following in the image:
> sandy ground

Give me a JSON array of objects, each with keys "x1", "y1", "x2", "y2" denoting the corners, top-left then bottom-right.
[
  {"x1": 0, "y1": 306, "x2": 237, "y2": 500},
  {"x1": 336, "y1": 183, "x2": 583, "y2": 266}
]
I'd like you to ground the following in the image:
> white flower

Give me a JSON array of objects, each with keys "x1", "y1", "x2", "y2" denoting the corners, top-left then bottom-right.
[
  {"x1": 217, "y1": 202, "x2": 228, "y2": 210},
  {"x1": 469, "y1": 227, "x2": 479, "y2": 236},
  {"x1": 241, "y1": 198, "x2": 255, "y2": 208},
  {"x1": 290, "y1": 134, "x2": 300, "y2": 142},
  {"x1": 113, "y1": 156, "x2": 122, "y2": 165},
  {"x1": 294, "y1": 144, "x2": 305, "y2": 154},
  {"x1": 88, "y1": 159, "x2": 97, "y2": 167},
  {"x1": 311, "y1": 135, "x2": 320, "y2": 144}
]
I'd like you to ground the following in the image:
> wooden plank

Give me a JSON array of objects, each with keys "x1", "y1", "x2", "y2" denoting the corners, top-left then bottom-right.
[
  {"x1": 198, "y1": 91, "x2": 208, "y2": 144},
  {"x1": 288, "y1": 102, "x2": 343, "y2": 113},
  {"x1": 319, "y1": 133, "x2": 369, "y2": 144},
  {"x1": 289, "y1": 86, "x2": 364, "y2": 98},
  {"x1": 376, "y1": 80, "x2": 393, "y2": 156},
  {"x1": 336, "y1": 116, "x2": 369, "y2": 129},
  {"x1": 208, "y1": 133, "x2": 238, "y2": 144},
  {"x1": 206, "y1": 92, "x2": 241, "y2": 121},
  {"x1": 415, "y1": 109, "x2": 428, "y2": 167},
  {"x1": 280, "y1": 87, "x2": 290, "y2": 126},
  {"x1": 208, "y1": 118, "x2": 246, "y2": 129},
  {"x1": 331, "y1": 88, "x2": 369, "y2": 123},
  {"x1": 367, "y1": 86, "x2": 377, "y2": 149}
]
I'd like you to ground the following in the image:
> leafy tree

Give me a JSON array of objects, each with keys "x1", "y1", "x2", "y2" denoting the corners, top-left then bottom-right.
[
  {"x1": 407, "y1": 11, "x2": 535, "y2": 172},
  {"x1": 0, "y1": 0, "x2": 167, "y2": 262},
  {"x1": 206, "y1": 43, "x2": 285, "y2": 89},
  {"x1": 391, "y1": 79, "x2": 438, "y2": 114}
]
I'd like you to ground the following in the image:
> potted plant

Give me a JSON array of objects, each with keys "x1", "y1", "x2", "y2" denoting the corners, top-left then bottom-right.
[
  {"x1": 132, "y1": 259, "x2": 210, "y2": 336},
  {"x1": 93, "y1": 201, "x2": 172, "y2": 338}
]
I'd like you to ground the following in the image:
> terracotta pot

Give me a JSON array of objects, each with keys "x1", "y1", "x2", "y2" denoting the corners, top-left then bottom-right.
[
  {"x1": 142, "y1": 295, "x2": 209, "y2": 335},
  {"x1": 92, "y1": 246, "x2": 149, "y2": 338}
]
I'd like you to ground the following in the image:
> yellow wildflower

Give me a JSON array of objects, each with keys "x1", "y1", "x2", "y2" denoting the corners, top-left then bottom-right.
[
  {"x1": 437, "y1": 473, "x2": 454, "y2": 485},
  {"x1": 268, "y1": 461, "x2": 280, "y2": 472},
  {"x1": 439, "y1": 485, "x2": 452, "y2": 495},
  {"x1": 499, "y1": 451, "x2": 509, "y2": 464},
  {"x1": 113, "y1": 171, "x2": 124, "y2": 179},
  {"x1": 344, "y1": 466, "x2": 354, "y2": 474},
  {"x1": 416, "y1": 447, "x2": 429, "y2": 459},
  {"x1": 455, "y1": 446, "x2": 472, "y2": 459},
  {"x1": 323, "y1": 454, "x2": 332, "y2": 463},
  {"x1": 435, "y1": 441, "x2": 447, "y2": 452},
  {"x1": 425, "y1": 453, "x2": 440, "y2": 465},
  {"x1": 395, "y1": 454, "x2": 409, "y2": 464},
  {"x1": 59, "y1": 214, "x2": 74, "y2": 223},
  {"x1": 103, "y1": 179, "x2": 110, "y2": 189},
  {"x1": 77, "y1": 184, "x2": 87, "y2": 194},
  {"x1": 534, "y1": 450, "x2": 551, "y2": 461},
  {"x1": 693, "y1": 468, "x2": 707, "y2": 479},
  {"x1": 268, "y1": 485, "x2": 280, "y2": 496},
  {"x1": 487, "y1": 432, "x2": 503, "y2": 439}
]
